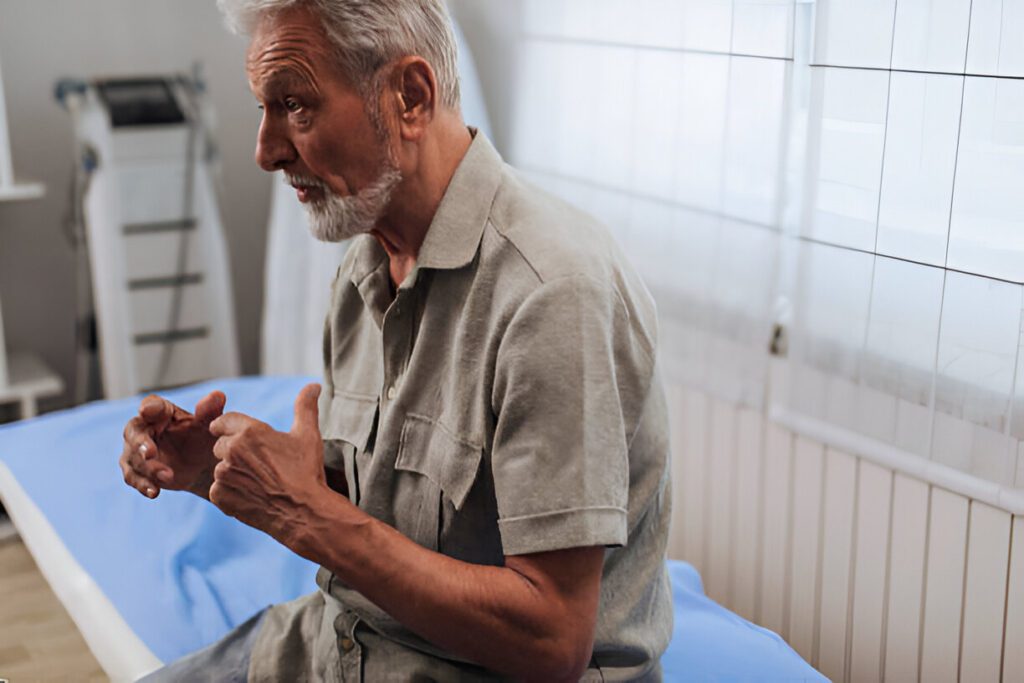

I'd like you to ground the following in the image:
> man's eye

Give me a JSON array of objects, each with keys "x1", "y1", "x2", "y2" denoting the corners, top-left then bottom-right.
[{"x1": 284, "y1": 98, "x2": 302, "y2": 112}]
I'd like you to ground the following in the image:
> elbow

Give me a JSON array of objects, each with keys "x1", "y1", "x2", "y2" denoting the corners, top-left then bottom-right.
[{"x1": 526, "y1": 633, "x2": 594, "y2": 683}]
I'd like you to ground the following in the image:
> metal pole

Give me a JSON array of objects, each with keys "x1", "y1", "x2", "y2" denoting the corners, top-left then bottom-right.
[{"x1": 0, "y1": 55, "x2": 15, "y2": 189}]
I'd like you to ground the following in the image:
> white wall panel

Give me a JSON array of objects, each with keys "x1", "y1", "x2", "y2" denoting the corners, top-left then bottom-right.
[
  {"x1": 632, "y1": 0, "x2": 687, "y2": 50},
  {"x1": 731, "y1": 409, "x2": 764, "y2": 621},
  {"x1": 805, "y1": 67, "x2": 889, "y2": 251},
  {"x1": 883, "y1": 474, "x2": 930, "y2": 682},
  {"x1": 666, "y1": 384, "x2": 689, "y2": 560},
  {"x1": 891, "y1": 0, "x2": 971, "y2": 73},
  {"x1": 947, "y1": 77, "x2": 1024, "y2": 283},
  {"x1": 1003, "y1": 517, "x2": 1024, "y2": 680},
  {"x1": 920, "y1": 488, "x2": 970, "y2": 682},
  {"x1": 723, "y1": 57, "x2": 787, "y2": 226},
  {"x1": 705, "y1": 399, "x2": 738, "y2": 605},
  {"x1": 675, "y1": 53, "x2": 730, "y2": 212},
  {"x1": 875, "y1": 72, "x2": 962, "y2": 267},
  {"x1": 959, "y1": 502, "x2": 1011, "y2": 683},
  {"x1": 812, "y1": 0, "x2": 897, "y2": 69},
  {"x1": 966, "y1": 0, "x2": 1024, "y2": 78},
  {"x1": 816, "y1": 448, "x2": 857, "y2": 681},
  {"x1": 732, "y1": 0, "x2": 794, "y2": 59},
  {"x1": 847, "y1": 460, "x2": 893, "y2": 682},
  {"x1": 932, "y1": 274, "x2": 1020, "y2": 475},
  {"x1": 759, "y1": 422, "x2": 794, "y2": 636},
  {"x1": 587, "y1": 47, "x2": 636, "y2": 190},
  {"x1": 629, "y1": 51, "x2": 683, "y2": 201},
  {"x1": 786, "y1": 436, "x2": 825, "y2": 663},
  {"x1": 679, "y1": 388, "x2": 710, "y2": 571},
  {"x1": 509, "y1": 41, "x2": 563, "y2": 171},
  {"x1": 680, "y1": 0, "x2": 733, "y2": 54}
]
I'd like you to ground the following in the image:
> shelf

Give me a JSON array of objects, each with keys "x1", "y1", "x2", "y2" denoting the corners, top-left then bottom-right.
[
  {"x1": 0, "y1": 181, "x2": 45, "y2": 203},
  {"x1": 0, "y1": 352, "x2": 64, "y2": 418}
]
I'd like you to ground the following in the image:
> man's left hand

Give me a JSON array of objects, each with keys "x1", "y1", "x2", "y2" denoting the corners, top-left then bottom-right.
[{"x1": 208, "y1": 383, "x2": 328, "y2": 543}]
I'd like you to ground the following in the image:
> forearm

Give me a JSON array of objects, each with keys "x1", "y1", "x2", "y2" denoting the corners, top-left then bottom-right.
[{"x1": 287, "y1": 490, "x2": 592, "y2": 681}]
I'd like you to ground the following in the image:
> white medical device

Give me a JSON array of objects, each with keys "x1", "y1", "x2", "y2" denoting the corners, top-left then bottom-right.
[{"x1": 58, "y1": 74, "x2": 239, "y2": 398}]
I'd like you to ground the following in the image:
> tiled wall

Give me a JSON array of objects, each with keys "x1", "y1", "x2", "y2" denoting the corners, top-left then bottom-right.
[{"x1": 507, "y1": 0, "x2": 1024, "y2": 496}]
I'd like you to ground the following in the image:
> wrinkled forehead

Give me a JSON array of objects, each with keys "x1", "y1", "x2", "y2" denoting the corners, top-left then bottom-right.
[{"x1": 245, "y1": 6, "x2": 338, "y2": 90}]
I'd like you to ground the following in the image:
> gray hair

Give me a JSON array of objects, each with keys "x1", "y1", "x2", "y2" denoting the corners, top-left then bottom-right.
[{"x1": 218, "y1": 0, "x2": 461, "y2": 110}]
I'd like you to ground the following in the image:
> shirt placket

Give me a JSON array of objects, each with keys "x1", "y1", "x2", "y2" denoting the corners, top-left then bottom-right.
[
  {"x1": 333, "y1": 608, "x2": 362, "y2": 681},
  {"x1": 380, "y1": 279, "x2": 417, "y2": 409}
]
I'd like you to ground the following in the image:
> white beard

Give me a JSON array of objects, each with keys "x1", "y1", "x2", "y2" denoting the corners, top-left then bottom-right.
[{"x1": 286, "y1": 164, "x2": 403, "y2": 243}]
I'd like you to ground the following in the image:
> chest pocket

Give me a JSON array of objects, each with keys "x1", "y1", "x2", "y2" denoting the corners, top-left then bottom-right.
[
  {"x1": 393, "y1": 414, "x2": 483, "y2": 552},
  {"x1": 320, "y1": 391, "x2": 379, "y2": 501}
]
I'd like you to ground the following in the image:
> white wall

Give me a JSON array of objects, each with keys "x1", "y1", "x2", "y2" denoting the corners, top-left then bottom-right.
[{"x1": 0, "y1": 0, "x2": 272, "y2": 406}]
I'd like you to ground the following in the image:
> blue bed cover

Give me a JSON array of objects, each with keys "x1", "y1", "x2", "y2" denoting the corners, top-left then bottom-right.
[{"x1": 0, "y1": 376, "x2": 824, "y2": 681}]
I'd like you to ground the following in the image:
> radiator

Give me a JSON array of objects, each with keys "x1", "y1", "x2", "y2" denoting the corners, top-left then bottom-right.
[{"x1": 664, "y1": 382, "x2": 1024, "y2": 682}]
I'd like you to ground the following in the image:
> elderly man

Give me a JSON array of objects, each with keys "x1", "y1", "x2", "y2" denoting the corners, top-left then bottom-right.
[{"x1": 119, "y1": 0, "x2": 672, "y2": 680}]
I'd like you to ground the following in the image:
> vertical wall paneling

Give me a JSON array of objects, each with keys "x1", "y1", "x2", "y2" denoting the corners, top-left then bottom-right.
[
  {"x1": 731, "y1": 409, "x2": 765, "y2": 621},
  {"x1": 1003, "y1": 516, "x2": 1024, "y2": 681},
  {"x1": 786, "y1": 436, "x2": 825, "y2": 664},
  {"x1": 882, "y1": 474, "x2": 930, "y2": 682},
  {"x1": 959, "y1": 502, "x2": 1012, "y2": 682},
  {"x1": 815, "y1": 448, "x2": 856, "y2": 679},
  {"x1": 847, "y1": 460, "x2": 894, "y2": 681},
  {"x1": 919, "y1": 488, "x2": 970, "y2": 682},
  {"x1": 665, "y1": 383, "x2": 689, "y2": 560},
  {"x1": 815, "y1": 448, "x2": 857, "y2": 681},
  {"x1": 679, "y1": 388, "x2": 710, "y2": 572},
  {"x1": 705, "y1": 399, "x2": 738, "y2": 605},
  {"x1": 759, "y1": 422, "x2": 795, "y2": 636}
]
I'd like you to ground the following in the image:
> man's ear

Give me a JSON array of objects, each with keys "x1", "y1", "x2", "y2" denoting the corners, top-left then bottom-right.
[{"x1": 392, "y1": 56, "x2": 437, "y2": 141}]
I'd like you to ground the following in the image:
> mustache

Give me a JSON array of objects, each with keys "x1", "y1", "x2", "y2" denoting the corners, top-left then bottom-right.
[{"x1": 283, "y1": 173, "x2": 328, "y2": 191}]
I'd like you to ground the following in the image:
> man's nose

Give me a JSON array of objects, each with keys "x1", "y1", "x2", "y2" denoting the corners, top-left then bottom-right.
[{"x1": 255, "y1": 116, "x2": 296, "y2": 172}]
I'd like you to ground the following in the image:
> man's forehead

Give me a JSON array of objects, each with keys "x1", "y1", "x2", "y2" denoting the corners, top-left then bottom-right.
[{"x1": 245, "y1": 7, "x2": 334, "y2": 77}]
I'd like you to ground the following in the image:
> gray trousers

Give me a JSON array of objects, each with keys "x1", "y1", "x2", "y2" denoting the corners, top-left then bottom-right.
[{"x1": 137, "y1": 608, "x2": 269, "y2": 683}]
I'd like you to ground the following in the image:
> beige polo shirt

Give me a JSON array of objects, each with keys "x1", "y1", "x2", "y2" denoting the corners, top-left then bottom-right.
[{"x1": 251, "y1": 132, "x2": 673, "y2": 682}]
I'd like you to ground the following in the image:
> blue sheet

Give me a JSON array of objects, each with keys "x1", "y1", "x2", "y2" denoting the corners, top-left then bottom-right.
[{"x1": 0, "y1": 376, "x2": 824, "y2": 680}]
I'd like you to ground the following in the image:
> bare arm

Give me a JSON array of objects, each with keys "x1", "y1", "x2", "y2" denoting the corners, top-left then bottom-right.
[
  {"x1": 208, "y1": 384, "x2": 603, "y2": 681},
  {"x1": 295, "y1": 493, "x2": 603, "y2": 681}
]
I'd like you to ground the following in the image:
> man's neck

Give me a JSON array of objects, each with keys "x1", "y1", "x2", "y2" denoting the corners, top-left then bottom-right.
[{"x1": 371, "y1": 119, "x2": 473, "y2": 288}]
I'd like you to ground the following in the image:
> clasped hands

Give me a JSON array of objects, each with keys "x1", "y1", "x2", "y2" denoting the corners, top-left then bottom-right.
[{"x1": 119, "y1": 383, "x2": 329, "y2": 542}]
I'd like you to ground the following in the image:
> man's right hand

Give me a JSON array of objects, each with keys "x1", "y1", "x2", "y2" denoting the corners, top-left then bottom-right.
[{"x1": 119, "y1": 391, "x2": 227, "y2": 500}]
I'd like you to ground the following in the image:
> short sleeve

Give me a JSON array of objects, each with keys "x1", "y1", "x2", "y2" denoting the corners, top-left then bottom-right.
[{"x1": 491, "y1": 274, "x2": 655, "y2": 556}]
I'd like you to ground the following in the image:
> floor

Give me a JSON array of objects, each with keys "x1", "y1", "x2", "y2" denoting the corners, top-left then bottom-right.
[{"x1": 0, "y1": 536, "x2": 107, "y2": 682}]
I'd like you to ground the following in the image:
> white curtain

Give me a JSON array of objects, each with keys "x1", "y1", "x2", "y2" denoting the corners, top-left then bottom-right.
[{"x1": 260, "y1": 20, "x2": 492, "y2": 376}]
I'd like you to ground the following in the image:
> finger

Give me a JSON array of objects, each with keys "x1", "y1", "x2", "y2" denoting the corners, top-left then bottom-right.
[
  {"x1": 126, "y1": 444, "x2": 176, "y2": 486},
  {"x1": 209, "y1": 412, "x2": 255, "y2": 438},
  {"x1": 291, "y1": 383, "x2": 322, "y2": 437},
  {"x1": 212, "y1": 435, "x2": 232, "y2": 462},
  {"x1": 194, "y1": 391, "x2": 227, "y2": 425},
  {"x1": 120, "y1": 459, "x2": 160, "y2": 498},
  {"x1": 139, "y1": 395, "x2": 178, "y2": 429}
]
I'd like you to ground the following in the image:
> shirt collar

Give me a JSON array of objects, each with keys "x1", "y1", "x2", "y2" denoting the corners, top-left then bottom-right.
[
  {"x1": 347, "y1": 129, "x2": 503, "y2": 287},
  {"x1": 414, "y1": 129, "x2": 503, "y2": 270}
]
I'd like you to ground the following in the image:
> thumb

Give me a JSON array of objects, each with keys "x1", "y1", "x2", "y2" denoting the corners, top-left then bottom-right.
[
  {"x1": 194, "y1": 391, "x2": 227, "y2": 425},
  {"x1": 291, "y1": 383, "x2": 322, "y2": 437}
]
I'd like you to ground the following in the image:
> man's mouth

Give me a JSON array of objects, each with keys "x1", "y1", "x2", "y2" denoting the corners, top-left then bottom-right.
[
  {"x1": 293, "y1": 185, "x2": 324, "y2": 203},
  {"x1": 285, "y1": 174, "x2": 327, "y2": 204}
]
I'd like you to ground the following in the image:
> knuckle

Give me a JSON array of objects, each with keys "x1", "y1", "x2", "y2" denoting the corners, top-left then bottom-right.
[
  {"x1": 214, "y1": 460, "x2": 230, "y2": 479},
  {"x1": 209, "y1": 482, "x2": 223, "y2": 506}
]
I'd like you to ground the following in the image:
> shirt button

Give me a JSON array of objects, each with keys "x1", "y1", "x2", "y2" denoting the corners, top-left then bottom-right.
[
  {"x1": 387, "y1": 385, "x2": 396, "y2": 400},
  {"x1": 340, "y1": 636, "x2": 355, "y2": 653}
]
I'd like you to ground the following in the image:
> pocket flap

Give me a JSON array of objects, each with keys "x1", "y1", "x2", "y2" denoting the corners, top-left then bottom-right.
[
  {"x1": 395, "y1": 415, "x2": 483, "y2": 511},
  {"x1": 321, "y1": 390, "x2": 378, "y2": 451}
]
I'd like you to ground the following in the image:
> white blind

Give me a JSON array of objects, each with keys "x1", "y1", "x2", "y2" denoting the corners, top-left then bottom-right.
[{"x1": 505, "y1": 0, "x2": 1024, "y2": 491}]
